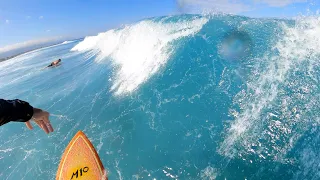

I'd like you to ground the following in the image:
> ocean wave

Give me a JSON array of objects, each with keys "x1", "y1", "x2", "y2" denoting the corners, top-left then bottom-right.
[
  {"x1": 72, "y1": 16, "x2": 208, "y2": 95},
  {"x1": 2, "y1": 14, "x2": 320, "y2": 179}
]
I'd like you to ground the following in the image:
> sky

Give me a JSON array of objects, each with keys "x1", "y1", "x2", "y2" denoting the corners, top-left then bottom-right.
[{"x1": 0, "y1": 0, "x2": 318, "y2": 57}]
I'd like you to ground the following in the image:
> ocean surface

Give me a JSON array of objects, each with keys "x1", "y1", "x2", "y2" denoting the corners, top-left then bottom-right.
[{"x1": 1, "y1": 14, "x2": 320, "y2": 180}]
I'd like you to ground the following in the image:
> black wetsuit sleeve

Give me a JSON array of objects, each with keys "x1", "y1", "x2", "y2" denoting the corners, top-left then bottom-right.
[{"x1": 0, "y1": 99, "x2": 34, "y2": 126}]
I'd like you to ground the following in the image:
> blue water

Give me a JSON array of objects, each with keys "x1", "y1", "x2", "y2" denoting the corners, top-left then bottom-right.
[{"x1": 1, "y1": 14, "x2": 320, "y2": 180}]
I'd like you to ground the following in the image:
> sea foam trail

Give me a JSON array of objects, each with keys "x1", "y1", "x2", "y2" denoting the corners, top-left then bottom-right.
[
  {"x1": 61, "y1": 40, "x2": 74, "y2": 45},
  {"x1": 219, "y1": 16, "x2": 320, "y2": 163},
  {"x1": 72, "y1": 17, "x2": 208, "y2": 95}
]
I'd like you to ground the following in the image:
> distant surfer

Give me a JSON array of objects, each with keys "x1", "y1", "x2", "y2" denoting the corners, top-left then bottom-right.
[
  {"x1": 47, "y1": 59, "x2": 61, "y2": 67},
  {"x1": 0, "y1": 99, "x2": 54, "y2": 134}
]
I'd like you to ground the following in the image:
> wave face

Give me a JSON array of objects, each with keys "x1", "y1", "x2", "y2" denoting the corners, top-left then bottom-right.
[{"x1": 1, "y1": 14, "x2": 320, "y2": 180}]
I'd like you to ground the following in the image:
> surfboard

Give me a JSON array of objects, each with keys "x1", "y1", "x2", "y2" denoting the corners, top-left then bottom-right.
[{"x1": 56, "y1": 131, "x2": 107, "y2": 180}]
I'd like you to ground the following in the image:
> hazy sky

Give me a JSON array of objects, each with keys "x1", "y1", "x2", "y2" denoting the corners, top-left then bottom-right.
[{"x1": 0, "y1": 0, "x2": 318, "y2": 52}]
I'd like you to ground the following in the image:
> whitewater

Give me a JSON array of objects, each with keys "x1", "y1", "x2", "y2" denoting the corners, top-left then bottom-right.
[{"x1": 1, "y1": 14, "x2": 320, "y2": 179}]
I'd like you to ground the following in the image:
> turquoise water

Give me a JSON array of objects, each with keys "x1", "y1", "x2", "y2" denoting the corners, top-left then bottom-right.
[{"x1": 1, "y1": 14, "x2": 320, "y2": 179}]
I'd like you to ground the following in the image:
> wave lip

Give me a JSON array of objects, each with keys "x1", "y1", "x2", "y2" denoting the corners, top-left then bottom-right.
[{"x1": 72, "y1": 16, "x2": 208, "y2": 95}]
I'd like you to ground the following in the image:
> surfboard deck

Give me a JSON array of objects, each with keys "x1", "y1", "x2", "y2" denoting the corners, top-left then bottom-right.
[{"x1": 56, "y1": 131, "x2": 107, "y2": 180}]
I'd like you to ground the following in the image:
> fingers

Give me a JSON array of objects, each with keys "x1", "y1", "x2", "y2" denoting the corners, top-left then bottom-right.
[
  {"x1": 35, "y1": 120, "x2": 49, "y2": 134},
  {"x1": 31, "y1": 109, "x2": 54, "y2": 134},
  {"x1": 41, "y1": 121, "x2": 50, "y2": 134},
  {"x1": 42, "y1": 120, "x2": 53, "y2": 133},
  {"x1": 47, "y1": 123, "x2": 54, "y2": 133},
  {"x1": 43, "y1": 114, "x2": 54, "y2": 133},
  {"x1": 25, "y1": 121, "x2": 33, "y2": 130}
]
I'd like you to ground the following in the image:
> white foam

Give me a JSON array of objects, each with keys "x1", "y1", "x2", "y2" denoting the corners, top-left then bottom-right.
[
  {"x1": 200, "y1": 166, "x2": 218, "y2": 180},
  {"x1": 72, "y1": 17, "x2": 208, "y2": 95},
  {"x1": 61, "y1": 40, "x2": 74, "y2": 45},
  {"x1": 219, "y1": 16, "x2": 320, "y2": 161}
]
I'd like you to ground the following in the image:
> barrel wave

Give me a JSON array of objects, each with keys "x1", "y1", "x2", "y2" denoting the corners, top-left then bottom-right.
[{"x1": 1, "y1": 14, "x2": 320, "y2": 180}]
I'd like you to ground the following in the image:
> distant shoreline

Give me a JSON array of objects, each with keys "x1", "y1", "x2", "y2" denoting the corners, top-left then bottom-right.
[
  {"x1": 0, "y1": 38, "x2": 83, "y2": 62},
  {"x1": 0, "y1": 48, "x2": 41, "y2": 62}
]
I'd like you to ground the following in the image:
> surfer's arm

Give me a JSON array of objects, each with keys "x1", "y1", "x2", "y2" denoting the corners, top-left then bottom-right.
[
  {"x1": 0, "y1": 99, "x2": 53, "y2": 134},
  {"x1": 0, "y1": 99, "x2": 34, "y2": 126}
]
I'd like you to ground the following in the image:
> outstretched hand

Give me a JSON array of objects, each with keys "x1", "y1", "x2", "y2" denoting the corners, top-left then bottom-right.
[{"x1": 25, "y1": 108, "x2": 54, "y2": 134}]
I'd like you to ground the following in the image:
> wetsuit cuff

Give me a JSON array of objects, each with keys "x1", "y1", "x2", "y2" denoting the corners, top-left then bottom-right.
[{"x1": 17, "y1": 100, "x2": 34, "y2": 122}]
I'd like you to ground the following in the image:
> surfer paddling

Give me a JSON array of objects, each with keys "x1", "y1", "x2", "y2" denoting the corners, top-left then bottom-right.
[
  {"x1": 47, "y1": 59, "x2": 61, "y2": 67},
  {"x1": 0, "y1": 99, "x2": 54, "y2": 134}
]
